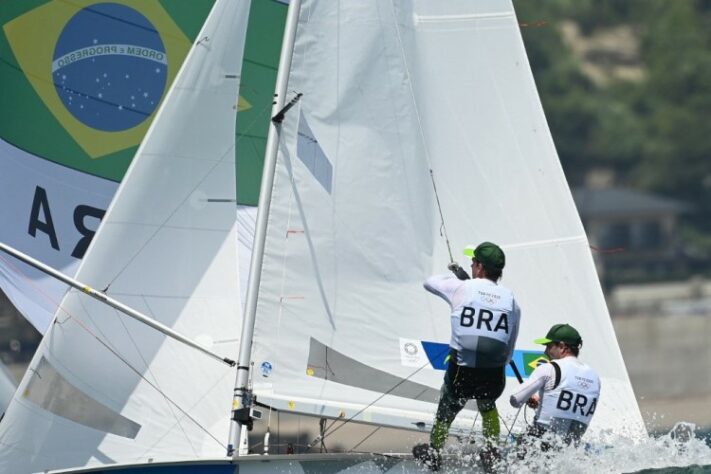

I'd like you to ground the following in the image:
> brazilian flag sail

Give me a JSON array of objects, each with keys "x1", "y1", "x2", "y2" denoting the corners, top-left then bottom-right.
[
  {"x1": 0, "y1": 0, "x2": 287, "y2": 332},
  {"x1": 2, "y1": 0, "x2": 215, "y2": 178}
]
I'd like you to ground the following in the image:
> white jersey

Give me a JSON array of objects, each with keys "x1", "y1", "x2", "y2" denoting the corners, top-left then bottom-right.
[
  {"x1": 424, "y1": 274, "x2": 520, "y2": 368},
  {"x1": 512, "y1": 356, "x2": 601, "y2": 428},
  {"x1": 537, "y1": 357, "x2": 600, "y2": 427}
]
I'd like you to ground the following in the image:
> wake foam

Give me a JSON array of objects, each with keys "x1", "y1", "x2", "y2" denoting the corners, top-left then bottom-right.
[{"x1": 440, "y1": 422, "x2": 711, "y2": 473}]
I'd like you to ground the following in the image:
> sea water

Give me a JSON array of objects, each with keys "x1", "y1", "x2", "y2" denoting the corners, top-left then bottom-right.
[{"x1": 435, "y1": 422, "x2": 711, "y2": 473}]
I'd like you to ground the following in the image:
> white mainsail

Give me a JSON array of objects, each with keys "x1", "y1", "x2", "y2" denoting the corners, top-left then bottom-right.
[
  {"x1": 248, "y1": 0, "x2": 645, "y2": 440},
  {"x1": 0, "y1": 1, "x2": 250, "y2": 472}
]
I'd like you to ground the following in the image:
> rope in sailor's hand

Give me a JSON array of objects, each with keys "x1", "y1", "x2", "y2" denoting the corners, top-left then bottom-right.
[{"x1": 429, "y1": 169, "x2": 454, "y2": 263}]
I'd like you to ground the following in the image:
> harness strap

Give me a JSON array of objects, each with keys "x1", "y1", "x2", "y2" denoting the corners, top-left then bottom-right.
[{"x1": 551, "y1": 361, "x2": 561, "y2": 389}]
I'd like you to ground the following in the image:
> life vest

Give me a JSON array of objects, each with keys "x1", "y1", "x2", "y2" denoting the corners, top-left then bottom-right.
[{"x1": 536, "y1": 357, "x2": 600, "y2": 428}]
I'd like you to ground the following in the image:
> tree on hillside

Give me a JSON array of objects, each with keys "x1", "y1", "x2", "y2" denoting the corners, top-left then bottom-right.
[
  {"x1": 636, "y1": 1, "x2": 711, "y2": 258},
  {"x1": 516, "y1": 0, "x2": 711, "y2": 265}
]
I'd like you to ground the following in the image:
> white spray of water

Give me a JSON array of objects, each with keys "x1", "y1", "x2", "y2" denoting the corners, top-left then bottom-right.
[{"x1": 437, "y1": 422, "x2": 711, "y2": 473}]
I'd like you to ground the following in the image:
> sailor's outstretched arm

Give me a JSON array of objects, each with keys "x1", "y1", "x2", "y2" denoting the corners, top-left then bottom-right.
[
  {"x1": 509, "y1": 363, "x2": 553, "y2": 408},
  {"x1": 423, "y1": 273, "x2": 463, "y2": 307}
]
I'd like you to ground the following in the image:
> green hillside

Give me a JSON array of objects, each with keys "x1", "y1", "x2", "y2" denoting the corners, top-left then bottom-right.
[{"x1": 515, "y1": 0, "x2": 711, "y2": 267}]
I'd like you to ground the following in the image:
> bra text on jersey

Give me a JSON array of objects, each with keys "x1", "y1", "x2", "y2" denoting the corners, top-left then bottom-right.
[
  {"x1": 556, "y1": 390, "x2": 598, "y2": 417},
  {"x1": 459, "y1": 307, "x2": 509, "y2": 334}
]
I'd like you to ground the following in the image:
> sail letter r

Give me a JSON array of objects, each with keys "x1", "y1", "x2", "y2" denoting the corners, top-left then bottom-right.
[{"x1": 71, "y1": 205, "x2": 106, "y2": 258}]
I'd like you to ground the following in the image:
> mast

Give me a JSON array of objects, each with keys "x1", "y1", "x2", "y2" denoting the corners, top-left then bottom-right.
[{"x1": 229, "y1": 0, "x2": 303, "y2": 457}]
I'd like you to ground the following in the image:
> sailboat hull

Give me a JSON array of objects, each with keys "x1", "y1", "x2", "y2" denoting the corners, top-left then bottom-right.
[{"x1": 50, "y1": 455, "x2": 430, "y2": 474}]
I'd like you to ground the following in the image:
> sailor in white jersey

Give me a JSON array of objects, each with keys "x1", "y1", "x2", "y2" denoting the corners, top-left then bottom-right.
[
  {"x1": 414, "y1": 242, "x2": 521, "y2": 471},
  {"x1": 510, "y1": 324, "x2": 601, "y2": 449}
]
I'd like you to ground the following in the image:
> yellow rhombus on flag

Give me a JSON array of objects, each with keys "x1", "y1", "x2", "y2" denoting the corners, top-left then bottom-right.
[
  {"x1": 3, "y1": 0, "x2": 191, "y2": 159},
  {"x1": 527, "y1": 356, "x2": 549, "y2": 372}
]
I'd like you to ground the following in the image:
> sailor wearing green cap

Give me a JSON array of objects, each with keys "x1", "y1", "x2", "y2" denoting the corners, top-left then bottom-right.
[
  {"x1": 414, "y1": 242, "x2": 521, "y2": 470},
  {"x1": 510, "y1": 324, "x2": 601, "y2": 449}
]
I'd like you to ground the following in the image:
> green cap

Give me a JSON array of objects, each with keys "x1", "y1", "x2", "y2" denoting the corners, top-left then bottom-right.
[
  {"x1": 463, "y1": 242, "x2": 505, "y2": 270},
  {"x1": 534, "y1": 324, "x2": 582, "y2": 347}
]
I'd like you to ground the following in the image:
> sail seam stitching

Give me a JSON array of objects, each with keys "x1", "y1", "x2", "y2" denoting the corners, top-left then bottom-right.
[{"x1": 414, "y1": 12, "x2": 514, "y2": 24}]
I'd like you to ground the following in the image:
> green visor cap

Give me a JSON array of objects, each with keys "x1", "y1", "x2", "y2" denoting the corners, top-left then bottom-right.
[
  {"x1": 534, "y1": 323, "x2": 582, "y2": 346},
  {"x1": 463, "y1": 242, "x2": 505, "y2": 270}
]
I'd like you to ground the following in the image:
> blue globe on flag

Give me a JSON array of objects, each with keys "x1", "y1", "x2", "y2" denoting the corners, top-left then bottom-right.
[{"x1": 52, "y1": 3, "x2": 168, "y2": 132}]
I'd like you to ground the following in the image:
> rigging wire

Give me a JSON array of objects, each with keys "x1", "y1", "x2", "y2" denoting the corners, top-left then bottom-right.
[
  {"x1": 307, "y1": 345, "x2": 450, "y2": 448},
  {"x1": 105, "y1": 97, "x2": 274, "y2": 288},
  {"x1": 499, "y1": 413, "x2": 514, "y2": 437},
  {"x1": 518, "y1": 20, "x2": 549, "y2": 28},
  {"x1": 349, "y1": 425, "x2": 383, "y2": 452},
  {"x1": 387, "y1": 0, "x2": 456, "y2": 263},
  {"x1": 429, "y1": 169, "x2": 455, "y2": 263},
  {"x1": 57, "y1": 302, "x2": 229, "y2": 450},
  {"x1": 131, "y1": 295, "x2": 205, "y2": 457},
  {"x1": 524, "y1": 403, "x2": 532, "y2": 427},
  {"x1": 0, "y1": 253, "x2": 67, "y2": 319},
  {"x1": 590, "y1": 245, "x2": 625, "y2": 254},
  {"x1": 467, "y1": 412, "x2": 480, "y2": 444},
  {"x1": 507, "y1": 406, "x2": 524, "y2": 438},
  {"x1": 0, "y1": 248, "x2": 228, "y2": 450},
  {"x1": 76, "y1": 294, "x2": 201, "y2": 456},
  {"x1": 313, "y1": 348, "x2": 528, "y2": 452}
]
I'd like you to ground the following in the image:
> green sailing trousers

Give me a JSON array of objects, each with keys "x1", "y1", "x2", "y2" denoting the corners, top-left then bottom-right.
[{"x1": 430, "y1": 355, "x2": 505, "y2": 450}]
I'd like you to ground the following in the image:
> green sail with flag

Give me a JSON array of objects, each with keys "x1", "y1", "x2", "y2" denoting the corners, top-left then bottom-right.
[
  {"x1": 0, "y1": 0, "x2": 286, "y2": 331},
  {"x1": 1, "y1": 0, "x2": 215, "y2": 179}
]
